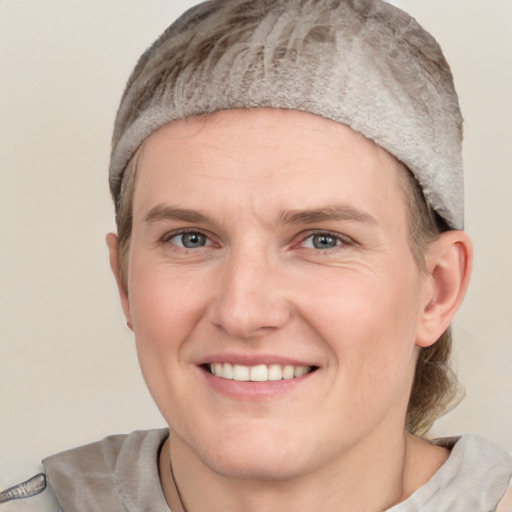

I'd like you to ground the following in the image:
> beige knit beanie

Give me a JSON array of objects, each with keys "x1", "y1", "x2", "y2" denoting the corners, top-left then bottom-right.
[{"x1": 109, "y1": 0, "x2": 464, "y2": 229}]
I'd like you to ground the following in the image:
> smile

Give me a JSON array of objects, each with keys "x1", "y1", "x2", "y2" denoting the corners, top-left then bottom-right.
[{"x1": 207, "y1": 363, "x2": 315, "y2": 382}]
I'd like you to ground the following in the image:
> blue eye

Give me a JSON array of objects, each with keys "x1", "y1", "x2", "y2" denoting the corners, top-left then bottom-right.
[
  {"x1": 169, "y1": 232, "x2": 209, "y2": 249},
  {"x1": 302, "y1": 233, "x2": 343, "y2": 250}
]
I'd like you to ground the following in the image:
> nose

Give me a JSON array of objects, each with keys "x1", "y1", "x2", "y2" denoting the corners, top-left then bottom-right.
[{"x1": 207, "y1": 248, "x2": 292, "y2": 340}]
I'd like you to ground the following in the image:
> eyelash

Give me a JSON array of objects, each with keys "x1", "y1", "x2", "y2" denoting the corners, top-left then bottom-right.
[
  {"x1": 161, "y1": 229, "x2": 352, "y2": 254},
  {"x1": 297, "y1": 231, "x2": 351, "y2": 251},
  {"x1": 162, "y1": 229, "x2": 215, "y2": 250}
]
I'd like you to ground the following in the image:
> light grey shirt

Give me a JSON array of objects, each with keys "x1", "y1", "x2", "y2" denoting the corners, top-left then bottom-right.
[{"x1": 2, "y1": 429, "x2": 511, "y2": 511}]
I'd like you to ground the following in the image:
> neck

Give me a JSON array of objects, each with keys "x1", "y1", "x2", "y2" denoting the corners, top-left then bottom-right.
[{"x1": 159, "y1": 429, "x2": 449, "y2": 512}]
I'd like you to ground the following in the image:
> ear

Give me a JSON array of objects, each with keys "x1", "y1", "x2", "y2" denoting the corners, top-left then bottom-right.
[
  {"x1": 106, "y1": 232, "x2": 133, "y2": 331},
  {"x1": 416, "y1": 230, "x2": 473, "y2": 348}
]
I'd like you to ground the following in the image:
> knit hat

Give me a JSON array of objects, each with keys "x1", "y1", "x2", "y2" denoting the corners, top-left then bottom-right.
[{"x1": 109, "y1": 0, "x2": 464, "y2": 229}]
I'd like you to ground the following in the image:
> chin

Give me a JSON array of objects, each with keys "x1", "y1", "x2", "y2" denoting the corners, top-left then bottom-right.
[
  {"x1": 186, "y1": 422, "x2": 315, "y2": 481},
  {"x1": 204, "y1": 447, "x2": 306, "y2": 481}
]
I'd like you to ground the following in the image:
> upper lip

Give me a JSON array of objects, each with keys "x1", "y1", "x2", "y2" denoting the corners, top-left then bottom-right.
[{"x1": 198, "y1": 353, "x2": 319, "y2": 368}]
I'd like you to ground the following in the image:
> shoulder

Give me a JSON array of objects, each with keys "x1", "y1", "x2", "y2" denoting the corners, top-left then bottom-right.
[
  {"x1": 0, "y1": 471, "x2": 61, "y2": 511},
  {"x1": 389, "y1": 434, "x2": 512, "y2": 511},
  {"x1": 42, "y1": 428, "x2": 168, "y2": 484},
  {"x1": 432, "y1": 434, "x2": 512, "y2": 511},
  {"x1": 0, "y1": 429, "x2": 169, "y2": 512},
  {"x1": 42, "y1": 428, "x2": 169, "y2": 511}
]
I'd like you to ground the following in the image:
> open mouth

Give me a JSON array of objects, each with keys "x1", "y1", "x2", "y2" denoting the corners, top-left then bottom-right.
[{"x1": 204, "y1": 363, "x2": 318, "y2": 382}]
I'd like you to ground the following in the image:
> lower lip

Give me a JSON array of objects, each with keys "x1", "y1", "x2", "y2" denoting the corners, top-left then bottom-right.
[{"x1": 200, "y1": 366, "x2": 316, "y2": 400}]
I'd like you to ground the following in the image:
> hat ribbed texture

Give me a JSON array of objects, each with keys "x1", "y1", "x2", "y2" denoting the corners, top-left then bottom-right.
[{"x1": 110, "y1": 0, "x2": 464, "y2": 229}]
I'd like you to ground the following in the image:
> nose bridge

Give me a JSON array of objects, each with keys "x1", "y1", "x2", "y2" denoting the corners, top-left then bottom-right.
[{"x1": 208, "y1": 243, "x2": 290, "y2": 339}]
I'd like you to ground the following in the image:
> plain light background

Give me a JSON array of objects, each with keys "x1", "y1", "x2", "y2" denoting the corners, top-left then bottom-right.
[{"x1": 1, "y1": 0, "x2": 511, "y2": 486}]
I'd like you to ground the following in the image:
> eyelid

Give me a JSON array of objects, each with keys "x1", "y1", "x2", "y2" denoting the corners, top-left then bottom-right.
[
  {"x1": 161, "y1": 228, "x2": 217, "y2": 247},
  {"x1": 295, "y1": 230, "x2": 354, "y2": 250},
  {"x1": 159, "y1": 228, "x2": 354, "y2": 251}
]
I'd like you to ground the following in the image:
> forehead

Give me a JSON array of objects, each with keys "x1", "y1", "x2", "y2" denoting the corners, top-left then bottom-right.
[{"x1": 133, "y1": 108, "x2": 408, "y2": 230}]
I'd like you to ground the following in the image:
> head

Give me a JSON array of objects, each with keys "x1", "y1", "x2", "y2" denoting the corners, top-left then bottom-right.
[{"x1": 107, "y1": 0, "x2": 471, "y2": 474}]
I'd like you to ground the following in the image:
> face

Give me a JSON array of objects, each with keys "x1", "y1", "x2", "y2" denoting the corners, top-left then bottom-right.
[{"x1": 118, "y1": 109, "x2": 431, "y2": 480}]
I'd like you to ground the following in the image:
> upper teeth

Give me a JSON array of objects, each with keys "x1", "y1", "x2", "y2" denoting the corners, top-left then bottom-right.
[{"x1": 209, "y1": 363, "x2": 311, "y2": 382}]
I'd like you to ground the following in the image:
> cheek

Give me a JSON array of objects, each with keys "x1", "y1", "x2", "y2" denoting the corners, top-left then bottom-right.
[
  {"x1": 305, "y1": 261, "x2": 420, "y2": 337},
  {"x1": 301, "y1": 263, "x2": 422, "y2": 390},
  {"x1": 126, "y1": 260, "x2": 209, "y2": 396},
  {"x1": 128, "y1": 251, "x2": 208, "y2": 336}
]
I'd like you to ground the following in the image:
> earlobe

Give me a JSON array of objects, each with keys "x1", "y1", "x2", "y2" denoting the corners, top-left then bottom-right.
[
  {"x1": 106, "y1": 232, "x2": 133, "y2": 331},
  {"x1": 416, "y1": 231, "x2": 473, "y2": 348}
]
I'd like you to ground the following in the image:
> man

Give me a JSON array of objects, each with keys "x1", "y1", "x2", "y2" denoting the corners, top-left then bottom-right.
[{"x1": 2, "y1": 0, "x2": 511, "y2": 510}]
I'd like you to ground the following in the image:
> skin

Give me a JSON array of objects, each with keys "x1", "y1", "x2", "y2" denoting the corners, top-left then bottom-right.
[{"x1": 107, "y1": 108, "x2": 472, "y2": 512}]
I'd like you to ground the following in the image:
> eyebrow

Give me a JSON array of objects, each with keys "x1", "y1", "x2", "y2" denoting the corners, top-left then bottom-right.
[
  {"x1": 144, "y1": 203, "x2": 378, "y2": 227},
  {"x1": 144, "y1": 205, "x2": 211, "y2": 224},
  {"x1": 277, "y1": 205, "x2": 378, "y2": 226}
]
